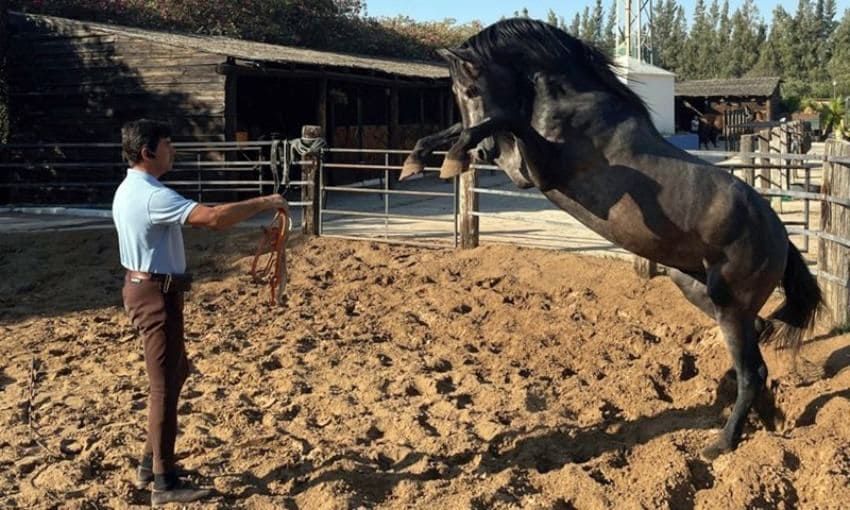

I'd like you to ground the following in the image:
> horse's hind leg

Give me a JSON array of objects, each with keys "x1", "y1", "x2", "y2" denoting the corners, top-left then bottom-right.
[
  {"x1": 668, "y1": 268, "x2": 778, "y2": 452},
  {"x1": 702, "y1": 305, "x2": 767, "y2": 460},
  {"x1": 669, "y1": 268, "x2": 771, "y2": 338}
]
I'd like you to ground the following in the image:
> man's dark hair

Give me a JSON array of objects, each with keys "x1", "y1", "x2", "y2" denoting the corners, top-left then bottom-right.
[{"x1": 121, "y1": 119, "x2": 172, "y2": 164}]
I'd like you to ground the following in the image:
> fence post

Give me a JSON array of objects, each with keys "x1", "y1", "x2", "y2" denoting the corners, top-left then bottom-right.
[
  {"x1": 740, "y1": 133, "x2": 755, "y2": 186},
  {"x1": 633, "y1": 256, "x2": 660, "y2": 279},
  {"x1": 818, "y1": 139, "x2": 850, "y2": 327},
  {"x1": 300, "y1": 124, "x2": 322, "y2": 236},
  {"x1": 757, "y1": 128, "x2": 771, "y2": 190},
  {"x1": 458, "y1": 169, "x2": 479, "y2": 248}
]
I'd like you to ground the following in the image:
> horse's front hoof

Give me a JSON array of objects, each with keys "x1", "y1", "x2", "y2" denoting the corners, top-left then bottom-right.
[
  {"x1": 439, "y1": 158, "x2": 469, "y2": 179},
  {"x1": 400, "y1": 158, "x2": 425, "y2": 181},
  {"x1": 701, "y1": 435, "x2": 735, "y2": 461}
]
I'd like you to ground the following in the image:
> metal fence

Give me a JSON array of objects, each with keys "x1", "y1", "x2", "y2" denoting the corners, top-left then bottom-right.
[
  {"x1": 4, "y1": 136, "x2": 850, "y2": 324},
  {"x1": 0, "y1": 139, "x2": 841, "y2": 257},
  {"x1": 0, "y1": 140, "x2": 306, "y2": 207}
]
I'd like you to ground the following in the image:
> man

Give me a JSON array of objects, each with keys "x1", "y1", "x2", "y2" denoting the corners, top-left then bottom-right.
[
  {"x1": 112, "y1": 119, "x2": 288, "y2": 506},
  {"x1": 690, "y1": 115, "x2": 700, "y2": 135}
]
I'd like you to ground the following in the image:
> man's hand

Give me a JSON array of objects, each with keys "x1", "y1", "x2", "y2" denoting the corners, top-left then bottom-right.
[{"x1": 265, "y1": 194, "x2": 289, "y2": 214}]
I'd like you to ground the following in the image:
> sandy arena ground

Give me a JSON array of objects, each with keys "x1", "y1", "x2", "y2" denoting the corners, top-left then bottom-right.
[{"x1": 1, "y1": 228, "x2": 848, "y2": 509}]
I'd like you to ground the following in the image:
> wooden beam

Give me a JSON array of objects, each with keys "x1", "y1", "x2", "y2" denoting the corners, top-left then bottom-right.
[
  {"x1": 356, "y1": 86, "x2": 363, "y2": 151},
  {"x1": 216, "y1": 63, "x2": 448, "y2": 89},
  {"x1": 317, "y1": 77, "x2": 328, "y2": 137},
  {"x1": 438, "y1": 89, "x2": 445, "y2": 127},
  {"x1": 224, "y1": 73, "x2": 237, "y2": 141},
  {"x1": 389, "y1": 86, "x2": 399, "y2": 149}
]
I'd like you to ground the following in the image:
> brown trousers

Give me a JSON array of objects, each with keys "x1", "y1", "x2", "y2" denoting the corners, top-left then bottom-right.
[{"x1": 122, "y1": 273, "x2": 189, "y2": 474}]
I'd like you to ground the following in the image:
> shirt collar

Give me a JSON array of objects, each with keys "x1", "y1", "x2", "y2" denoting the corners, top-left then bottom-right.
[{"x1": 127, "y1": 168, "x2": 161, "y2": 185}]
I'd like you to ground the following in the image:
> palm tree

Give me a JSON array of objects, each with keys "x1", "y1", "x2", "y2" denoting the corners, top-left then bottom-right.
[{"x1": 819, "y1": 97, "x2": 847, "y2": 140}]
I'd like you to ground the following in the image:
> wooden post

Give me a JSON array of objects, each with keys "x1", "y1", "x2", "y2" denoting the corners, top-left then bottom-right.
[
  {"x1": 356, "y1": 87, "x2": 363, "y2": 153},
  {"x1": 388, "y1": 86, "x2": 399, "y2": 181},
  {"x1": 458, "y1": 169, "x2": 479, "y2": 248},
  {"x1": 438, "y1": 89, "x2": 446, "y2": 127},
  {"x1": 757, "y1": 128, "x2": 771, "y2": 190},
  {"x1": 633, "y1": 257, "x2": 660, "y2": 279},
  {"x1": 388, "y1": 86, "x2": 399, "y2": 149},
  {"x1": 740, "y1": 133, "x2": 755, "y2": 186},
  {"x1": 818, "y1": 140, "x2": 850, "y2": 327},
  {"x1": 224, "y1": 73, "x2": 237, "y2": 141},
  {"x1": 300, "y1": 124, "x2": 322, "y2": 236},
  {"x1": 316, "y1": 78, "x2": 328, "y2": 138}
]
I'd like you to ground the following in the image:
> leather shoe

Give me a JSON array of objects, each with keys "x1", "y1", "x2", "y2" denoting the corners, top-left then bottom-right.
[{"x1": 151, "y1": 478, "x2": 212, "y2": 506}]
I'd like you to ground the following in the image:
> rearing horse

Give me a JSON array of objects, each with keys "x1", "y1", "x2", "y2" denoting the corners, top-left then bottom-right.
[{"x1": 401, "y1": 18, "x2": 822, "y2": 460}]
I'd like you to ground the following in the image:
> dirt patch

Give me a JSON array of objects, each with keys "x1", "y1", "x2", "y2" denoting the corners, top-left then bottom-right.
[{"x1": 1, "y1": 229, "x2": 848, "y2": 509}]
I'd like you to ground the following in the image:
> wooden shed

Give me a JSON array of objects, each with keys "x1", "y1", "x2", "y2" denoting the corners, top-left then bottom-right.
[
  {"x1": 674, "y1": 76, "x2": 782, "y2": 133},
  {"x1": 7, "y1": 12, "x2": 452, "y2": 148}
]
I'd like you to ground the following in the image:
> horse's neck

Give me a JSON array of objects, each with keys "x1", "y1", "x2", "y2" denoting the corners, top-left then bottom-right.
[{"x1": 531, "y1": 74, "x2": 666, "y2": 163}]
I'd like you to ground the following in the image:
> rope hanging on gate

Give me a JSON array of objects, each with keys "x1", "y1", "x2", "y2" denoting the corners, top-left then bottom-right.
[
  {"x1": 270, "y1": 139, "x2": 290, "y2": 194},
  {"x1": 290, "y1": 135, "x2": 327, "y2": 161},
  {"x1": 251, "y1": 207, "x2": 290, "y2": 305}
]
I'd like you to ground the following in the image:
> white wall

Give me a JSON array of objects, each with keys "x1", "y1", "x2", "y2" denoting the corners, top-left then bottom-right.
[{"x1": 625, "y1": 74, "x2": 675, "y2": 135}]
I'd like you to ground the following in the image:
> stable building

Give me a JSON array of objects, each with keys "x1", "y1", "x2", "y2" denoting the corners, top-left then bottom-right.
[
  {"x1": 7, "y1": 12, "x2": 452, "y2": 147},
  {"x1": 674, "y1": 76, "x2": 782, "y2": 133}
]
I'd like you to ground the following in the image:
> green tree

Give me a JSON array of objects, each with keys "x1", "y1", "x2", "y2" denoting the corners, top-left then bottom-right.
[
  {"x1": 714, "y1": 0, "x2": 731, "y2": 77},
  {"x1": 808, "y1": 97, "x2": 847, "y2": 138},
  {"x1": 754, "y1": 7, "x2": 793, "y2": 76},
  {"x1": 827, "y1": 8, "x2": 850, "y2": 97},
  {"x1": 546, "y1": 8, "x2": 566, "y2": 30},
  {"x1": 603, "y1": 0, "x2": 616, "y2": 56},
  {"x1": 579, "y1": 6, "x2": 594, "y2": 41},
  {"x1": 682, "y1": 0, "x2": 714, "y2": 78},
  {"x1": 652, "y1": 0, "x2": 684, "y2": 70},
  {"x1": 725, "y1": 0, "x2": 766, "y2": 77},
  {"x1": 568, "y1": 12, "x2": 581, "y2": 36},
  {"x1": 590, "y1": 0, "x2": 605, "y2": 45}
]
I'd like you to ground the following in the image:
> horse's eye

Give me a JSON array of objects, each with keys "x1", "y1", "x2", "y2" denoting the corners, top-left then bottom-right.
[{"x1": 465, "y1": 85, "x2": 479, "y2": 98}]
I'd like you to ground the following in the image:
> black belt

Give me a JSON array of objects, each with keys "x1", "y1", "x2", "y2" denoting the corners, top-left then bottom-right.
[{"x1": 127, "y1": 271, "x2": 193, "y2": 293}]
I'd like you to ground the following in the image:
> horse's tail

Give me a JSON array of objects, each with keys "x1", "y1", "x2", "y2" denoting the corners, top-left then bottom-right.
[{"x1": 764, "y1": 241, "x2": 824, "y2": 352}]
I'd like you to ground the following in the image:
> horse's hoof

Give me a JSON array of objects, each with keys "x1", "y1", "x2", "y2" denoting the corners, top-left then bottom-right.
[
  {"x1": 400, "y1": 159, "x2": 425, "y2": 181},
  {"x1": 701, "y1": 435, "x2": 735, "y2": 461},
  {"x1": 439, "y1": 158, "x2": 469, "y2": 179},
  {"x1": 754, "y1": 381, "x2": 786, "y2": 431}
]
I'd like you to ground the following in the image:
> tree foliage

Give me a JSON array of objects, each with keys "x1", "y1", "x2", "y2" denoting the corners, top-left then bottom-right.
[{"x1": 6, "y1": 0, "x2": 850, "y2": 105}]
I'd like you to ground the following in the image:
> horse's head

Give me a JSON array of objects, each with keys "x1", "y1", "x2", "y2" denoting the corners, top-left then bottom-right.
[{"x1": 438, "y1": 47, "x2": 534, "y2": 189}]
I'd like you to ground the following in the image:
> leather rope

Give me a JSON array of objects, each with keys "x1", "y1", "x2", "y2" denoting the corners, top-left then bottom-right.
[
  {"x1": 251, "y1": 208, "x2": 289, "y2": 305},
  {"x1": 251, "y1": 136, "x2": 324, "y2": 305}
]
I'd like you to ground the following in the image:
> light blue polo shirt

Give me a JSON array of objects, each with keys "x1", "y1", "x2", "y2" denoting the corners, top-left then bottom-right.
[{"x1": 112, "y1": 169, "x2": 198, "y2": 274}]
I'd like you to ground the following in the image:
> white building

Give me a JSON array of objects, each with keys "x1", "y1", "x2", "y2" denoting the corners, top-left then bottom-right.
[{"x1": 613, "y1": 55, "x2": 676, "y2": 135}]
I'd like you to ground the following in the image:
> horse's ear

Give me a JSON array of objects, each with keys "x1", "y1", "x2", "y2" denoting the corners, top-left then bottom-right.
[
  {"x1": 438, "y1": 48, "x2": 481, "y2": 79},
  {"x1": 437, "y1": 48, "x2": 459, "y2": 62}
]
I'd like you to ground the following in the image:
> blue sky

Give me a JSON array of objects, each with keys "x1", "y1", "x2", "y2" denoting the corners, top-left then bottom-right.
[{"x1": 364, "y1": 1, "x2": 849, "y2": 27}]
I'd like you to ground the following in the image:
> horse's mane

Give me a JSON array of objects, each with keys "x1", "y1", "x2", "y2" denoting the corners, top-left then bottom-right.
[{"x1": 460, "y1": 18, "x2": 651, "y2": 120}]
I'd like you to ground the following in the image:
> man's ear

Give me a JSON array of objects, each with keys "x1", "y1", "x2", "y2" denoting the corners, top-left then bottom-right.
[{"x1": 142, "y1": 146, "x2": 157, "y2": 160}]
